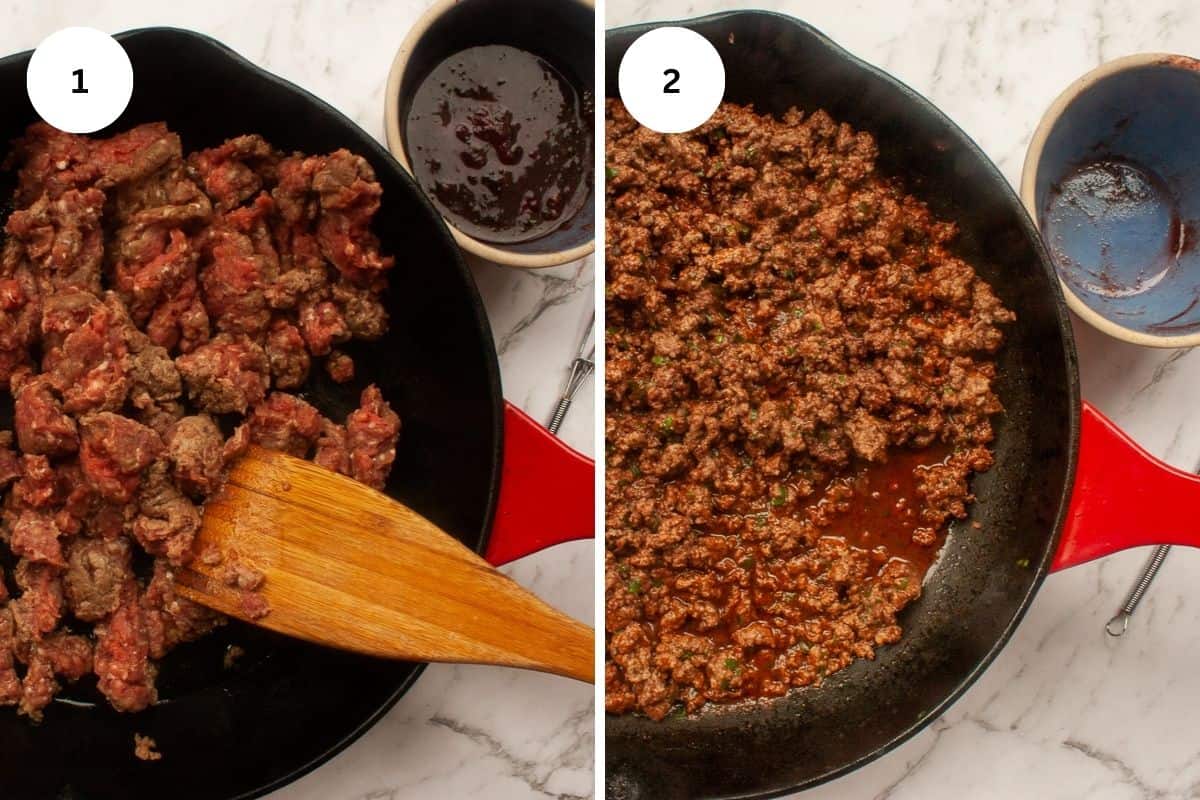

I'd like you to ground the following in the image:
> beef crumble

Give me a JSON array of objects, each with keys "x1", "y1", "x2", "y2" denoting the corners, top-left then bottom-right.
[
  {"x1": 0, "y1": 122, "x2": 402, "y2": 721},
  {"x1": 134, "y1": 733, "x2": 162, "y2": 762},
  {"x1": 604, "y1": 101, "x2": 1014, "y2": 720}
]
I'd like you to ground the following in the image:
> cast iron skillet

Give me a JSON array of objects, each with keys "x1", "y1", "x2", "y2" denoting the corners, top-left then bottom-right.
[
  {"x1": 0, "y1": 27, "x2": 592, "y2": 800},
  {"x1": 609, "y1": 11, "x2": 1200, "y2": 798},
  {"x1": 605, "y1": 12, "x2": 1079, "y2": 799}
]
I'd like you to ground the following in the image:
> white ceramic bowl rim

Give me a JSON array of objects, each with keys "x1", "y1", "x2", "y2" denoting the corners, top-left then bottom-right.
[
  {"x1": 383, "y1": 0, "x2": 596, "y2": 269},
  {"x1": 1020, "y1": 52, "x2": 1200, "y2": 348}
]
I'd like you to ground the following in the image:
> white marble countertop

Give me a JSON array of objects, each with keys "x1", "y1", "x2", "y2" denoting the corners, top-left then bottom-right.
[
  {"x1": 609, "y1": 0, "x2": 1200, "y2": 798},
  {"x1": 0, "y1": 2, "x2": 594, "y2": 799}
]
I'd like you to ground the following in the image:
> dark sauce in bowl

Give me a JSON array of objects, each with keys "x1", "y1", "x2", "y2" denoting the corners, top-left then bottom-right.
[{"x1": 405, "y1": 44, "x2": 592, "y2": 244}]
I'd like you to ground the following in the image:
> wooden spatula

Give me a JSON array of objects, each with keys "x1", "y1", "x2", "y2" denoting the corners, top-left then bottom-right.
[{"x1": 175, "y1": 446, "x2": 593, "y2": 683}]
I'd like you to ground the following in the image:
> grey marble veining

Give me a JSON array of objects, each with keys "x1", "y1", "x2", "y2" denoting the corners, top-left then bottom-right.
[
  {"x1": 608, "y1": 1, "x2": 1200, "y2": 798},
  {"x1": 0, "y1": 2, "x2": 594, "y2": 799}
]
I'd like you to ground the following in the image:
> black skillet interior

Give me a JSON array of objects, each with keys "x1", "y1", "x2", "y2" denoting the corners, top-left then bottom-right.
[
  {"x1": 605, "y1": 12, "x2": 1079, "y2": 800},
  {"x1": 0, "y1": 27, "x2": 503, "y2": 800}
]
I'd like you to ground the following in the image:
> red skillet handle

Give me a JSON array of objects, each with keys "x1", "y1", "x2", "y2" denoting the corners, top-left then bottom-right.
[
  {"x1": 1052, "y1": 401, "x2": 1200, "y2": 570},
  {"x1": 484, "y1": 401, "x2": 595, "y2": 566}
]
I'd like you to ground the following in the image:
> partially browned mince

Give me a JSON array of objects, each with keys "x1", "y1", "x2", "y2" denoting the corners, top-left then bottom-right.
[
  {"x1": 604, "y1": 101, "x2": 1015, "y2": 720},
  {"x1": 0, "y1": 122, "x2": 402, "y2": 721}
]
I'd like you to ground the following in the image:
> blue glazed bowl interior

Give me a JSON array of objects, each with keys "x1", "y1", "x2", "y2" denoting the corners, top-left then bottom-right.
[{"x1": 1034, "y1": 61, "x2": 1200, "y2": 335}]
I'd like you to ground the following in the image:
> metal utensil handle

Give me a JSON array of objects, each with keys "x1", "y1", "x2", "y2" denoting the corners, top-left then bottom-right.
[
  {"x1": 545, "y1": 356, "x2": 594, "y2": 436},
  {"x1": 547, "y1": 397, "x2": 572, "y2": 435},
  {"x1": 1106, "y1": 544, "x2": 1171, "y2": 637}
]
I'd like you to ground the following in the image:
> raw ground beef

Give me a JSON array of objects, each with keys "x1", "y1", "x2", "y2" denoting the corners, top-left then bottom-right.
[
  {"x1": 0, "y1": 122, "x2": 402, "y2": 721},
  {"x1": 604, "y1": 101, "x2": 1014, "y2": 720}
]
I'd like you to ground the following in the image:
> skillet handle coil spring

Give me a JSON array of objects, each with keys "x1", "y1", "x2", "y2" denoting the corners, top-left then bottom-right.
[{"x1": 1106, "y1": 544, "x2": 1171, "y2": 637}]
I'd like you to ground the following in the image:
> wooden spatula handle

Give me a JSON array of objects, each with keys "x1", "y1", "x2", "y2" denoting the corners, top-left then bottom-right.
[{"x1": 183, "y1": 447, "x2": 594, "y2": 682}]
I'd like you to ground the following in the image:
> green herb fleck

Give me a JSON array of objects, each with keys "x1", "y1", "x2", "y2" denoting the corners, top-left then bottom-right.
[
  {"x1": 792, "y1": 308, "x2": 805, "y2": 318},
  {"x1": 771, "y1": 485, "x2": 789, "y2": 507},
  {"x1": 724, "y1": 657, "x2": 741, "y2": 672},
  {"x1": 669, "y1": 705, "x2": 687, "y2": 719},
  {"x1": 661, "y1": 415, "x2": 675, "y2": 433},
  {"x1": 740, "y1": 556, "x2": 756, "y2": 570},
  {"x1": 627, "y1": 579, "x2": 642, "y2": 595},
  {"x1": 716, "y1": 334, "x2": 726, "y2": 344},
  {"x1": 783, "y1": 269, "x2": 795, "y2": 279},
  {"x1": 1016, "y1": 557, "x2": 1031, "y2": 569},
  {"x1": 652, "y1": 355, "x2": 669, "y2": 366},
  {"x1": 720, "y1": 678, "x2": 731, "y2": 691},
  {"x1": 897, "y1": 577, "x2": 909, "y2": 588},
  {"x1": 606, "y1": 166, "x2": 617, "y2": 180},
  {"x1": 680, "y1": 649, "x2": 694, "y2": 661},
  {"x1": 630, "y1": 463, "x2": 642, "y2": 478}
]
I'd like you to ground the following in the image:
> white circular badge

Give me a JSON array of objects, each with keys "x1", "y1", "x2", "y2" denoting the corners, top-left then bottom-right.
[
  {"x1": 26, "y1": 27, "x2": 133, "y2": 134},
  {"x1": 617, "y1": 27, "x2": 725, "y2": 134}
]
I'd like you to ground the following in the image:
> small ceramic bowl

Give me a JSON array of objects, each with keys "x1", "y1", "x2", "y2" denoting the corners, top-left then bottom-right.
[
  {"x1": 1022, "y1": 53, "x2": 1200, "y2": 347},
  {"x1": 384, "y1": 0, "x2": 595, "y2": 269}
]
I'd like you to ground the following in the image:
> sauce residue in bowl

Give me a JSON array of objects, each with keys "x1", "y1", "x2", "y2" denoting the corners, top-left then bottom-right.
[
  {"x1": 405, "y1": 44, "x2": 592, "y2": 244},
  {"x1": 1042, "y1": 158, "x2": 1182, "y2": 299}
]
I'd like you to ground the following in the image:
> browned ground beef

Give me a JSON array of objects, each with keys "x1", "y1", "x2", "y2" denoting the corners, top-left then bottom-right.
[
  {"x1": 133, "y1": 732, "x2": 162, "y2": 762},
  {"x1": 604, "y1": 101, "x2": 1014, "y2": 721},
  {"x1": 0, "y1": 122, "x2": 402, "y2": 720}
]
